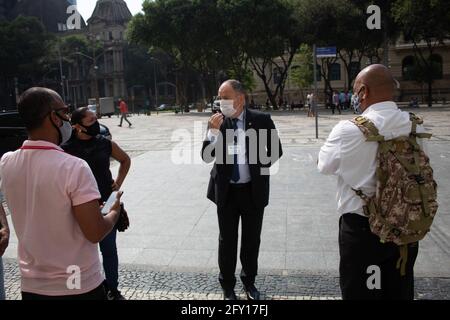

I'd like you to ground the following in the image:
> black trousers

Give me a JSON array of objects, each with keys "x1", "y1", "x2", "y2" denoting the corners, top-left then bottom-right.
[
  {"x1": 22, "y1": 283, "x2": 106, "y2": 300},
  {"x1": 217, "y1": 183, "x2": 265, "y2": 290},
  {"x1": 339, "y1": 213, "x2": 419, "y2": 300}
]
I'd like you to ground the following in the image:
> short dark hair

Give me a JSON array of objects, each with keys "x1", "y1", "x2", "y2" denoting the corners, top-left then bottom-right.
[
  {"x1": 70, "y1": 107, "x2": 90, "y2": 126},
  {"x1": 18, "y1": 87, "x2": 61, "y2": 131}
]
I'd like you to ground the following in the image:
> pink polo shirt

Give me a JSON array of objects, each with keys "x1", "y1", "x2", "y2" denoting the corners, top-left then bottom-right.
[{"x1": 0, "y1": 140, "x2": 104, "y2": 296}]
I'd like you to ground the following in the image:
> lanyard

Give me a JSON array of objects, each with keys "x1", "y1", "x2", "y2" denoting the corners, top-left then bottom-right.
[{"x1": 20, "y1": 146, "x2": 65, "y2": 153}]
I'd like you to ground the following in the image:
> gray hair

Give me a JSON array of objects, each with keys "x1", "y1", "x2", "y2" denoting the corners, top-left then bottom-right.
[{"x1": 224, "y1": 79, "x2": 246, "y2": 95}]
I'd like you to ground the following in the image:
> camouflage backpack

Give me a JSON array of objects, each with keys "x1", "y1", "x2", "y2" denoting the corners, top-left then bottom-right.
[{"x1": 350, "y1": 113, "x2": 438, "y2": 276}]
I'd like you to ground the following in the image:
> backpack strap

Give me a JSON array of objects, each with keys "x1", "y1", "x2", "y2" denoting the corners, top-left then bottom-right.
[
  {"x1": 351, "y1": 116, "x2": 385, "y2": 142},
  {"x1": 408, "y1": 113, "x2": 433, "y2": 217},
  {"x1": 350, "y1": 117, "x2": 385, "y2": 216},
  {"x1": 409, "y1": 113, "x2": 432, "y2": 139}
]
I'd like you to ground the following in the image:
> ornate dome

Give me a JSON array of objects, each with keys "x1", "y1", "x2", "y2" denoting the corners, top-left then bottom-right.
[{"x1": 87, "y1": 0, "x2": 132, "y2": 26}]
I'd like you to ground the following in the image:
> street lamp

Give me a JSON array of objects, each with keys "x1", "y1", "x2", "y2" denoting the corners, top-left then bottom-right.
[{"x1": 73, "y1": 47, "x2": 113, "y2": 116}]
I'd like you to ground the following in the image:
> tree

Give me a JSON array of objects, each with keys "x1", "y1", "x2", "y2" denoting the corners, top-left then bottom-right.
[
  {"x1": 0, "y1": 16, "x2": 54, "y2": 105},
  {"x1": 219, "y1": 0, "x2": 302, "y2": 109},
  {"x1": 128, "y1": 0, "x2": 226, "y2": 108},
  {"x1": 393, "y1": 0, "x2": 450, "y2": 107},
  {"x1": 295, "y1": 0, "x2": 340, "y2": 102},
  {"x1": 289, "y1": 44, "x2": 313, "y2": 101}
]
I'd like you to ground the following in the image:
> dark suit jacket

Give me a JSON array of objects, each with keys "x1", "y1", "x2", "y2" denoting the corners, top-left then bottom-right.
[{"x1": 201, "y1": 108, "x2": 283, "y2": 209}]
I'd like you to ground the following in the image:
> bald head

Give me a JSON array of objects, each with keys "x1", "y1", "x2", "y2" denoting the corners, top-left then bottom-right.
[
  {"x1": 353, "y1": 64, "x2": 398, "y2": 112},
  {"x1": 18, "y1": 87, "x2": 64, "y2": 131}
]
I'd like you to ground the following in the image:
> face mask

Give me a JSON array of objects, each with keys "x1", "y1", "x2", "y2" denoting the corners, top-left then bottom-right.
[
  {"x1": 353, "y1": 88, "x2": 364, "y2": 107},
  {"x1": 220, "y1": 99, "x2": 235, "y2": 118},
  {"x1": 81, "y1": 121, "x2": 100, "y2": 137},
  {"x1": 51, "y1": 112, "x2": 73, "y2": 145},
  {"x1": 59, "y1": 120, "x2": 73, "y2": 145},
  {"x1": 353, "y1": 94, "x2": 360, "y2": 107}
]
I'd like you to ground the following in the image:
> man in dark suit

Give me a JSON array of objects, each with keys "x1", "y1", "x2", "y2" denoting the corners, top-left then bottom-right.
[{"x1": 202, "y1": 80, "x2": 283, "y2": 300}]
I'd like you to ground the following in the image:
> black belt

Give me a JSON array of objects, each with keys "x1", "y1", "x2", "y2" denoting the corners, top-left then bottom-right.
[{"x1": 229, "y1": 182, "x2": 252, "y2": 189}]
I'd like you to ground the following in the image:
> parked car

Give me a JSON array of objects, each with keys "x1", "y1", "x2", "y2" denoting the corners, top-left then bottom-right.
[
  {"x1": 0, "y1": 111, "x2": 112, "y2": 158},
  {"x1": 211, "y1": 100, "x2": 221, "y2": 114},
  {"x1": 157, "y1": 104, "x2": 171, "y2": 111},
  {"x1": 0, "y1": 111, "x2": 27, "y2": 158},
  {"x1": 87, "y1": 104, "x2": 97, "y2": 114}
]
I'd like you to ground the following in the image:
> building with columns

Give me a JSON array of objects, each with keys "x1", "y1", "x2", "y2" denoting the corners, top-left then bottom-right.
[{"x1": 65, "y1": 0, "x2": 132, "y2": 107}]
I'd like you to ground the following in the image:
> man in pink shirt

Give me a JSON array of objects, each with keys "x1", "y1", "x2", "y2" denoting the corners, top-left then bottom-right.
[
  {"x1": 118, "y1": 98, "x2": 132, "y2": 127},
  {"x1": 0, "y1": 87, "x2": 122, "y2": 300}
]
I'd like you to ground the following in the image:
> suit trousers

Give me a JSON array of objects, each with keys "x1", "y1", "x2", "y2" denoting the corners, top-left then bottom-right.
[
  {"x1": 339, "y1": 213, "x2": 418, "y2": 300},
  {"x1": 217, "y1": 183, "x2": 264, "y2": 290}
]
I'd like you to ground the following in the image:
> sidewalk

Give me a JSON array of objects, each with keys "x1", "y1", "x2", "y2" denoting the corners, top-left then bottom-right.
[
  {"x1": 2, "y1": 110, "x2": 449, "y2": 299},
  {"x1": 3, "y1": 258, "x2": 449, "y2": 300}
]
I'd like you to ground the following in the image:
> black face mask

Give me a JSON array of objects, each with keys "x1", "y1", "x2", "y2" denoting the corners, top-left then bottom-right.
[{"x1": 81, "y1": 121, "x2": 100, "y2": 137}]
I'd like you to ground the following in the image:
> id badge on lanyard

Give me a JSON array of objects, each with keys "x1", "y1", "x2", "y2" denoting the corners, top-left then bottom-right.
[{"x1": 228, "y1": 144, "x2": 242, "y2": 155}]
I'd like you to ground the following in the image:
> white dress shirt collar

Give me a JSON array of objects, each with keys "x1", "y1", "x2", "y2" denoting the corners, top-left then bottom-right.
[{"x1": 362, "y1": 101, "x2": 397, "y2": 115}]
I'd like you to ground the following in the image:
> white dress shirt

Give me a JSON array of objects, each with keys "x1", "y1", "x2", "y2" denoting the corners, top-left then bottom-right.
[
  {"x1": 207, "y1": 110, "x2": 251, "y2": 184},
  {"x1": 318, "y1": 101, "x2": 428, "y2": 216}
]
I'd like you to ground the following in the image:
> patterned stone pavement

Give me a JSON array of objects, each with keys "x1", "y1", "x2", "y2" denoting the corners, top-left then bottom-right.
[
  {"x1": 2, "y1": 107, "x2": 450, "y2": 301},
  {"x1": 3, "y1": 259, "x2": 449, "y2": 300}
]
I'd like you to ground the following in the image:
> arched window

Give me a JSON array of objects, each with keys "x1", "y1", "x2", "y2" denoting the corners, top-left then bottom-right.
[
  {"x1": 402, "y1": 56, "x2": 416, "y2": 81},
  {"x1": 430, "y1": 54, "x2": 443, "y2": 80},
  {"x1": 330, "y1": 63, "x2": 341, "y2": 81}
]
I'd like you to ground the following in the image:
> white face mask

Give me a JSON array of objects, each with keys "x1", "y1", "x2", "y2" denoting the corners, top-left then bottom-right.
[
  {"x1": 59, "y1": 120, "x2": 73, "y2": 145},
  {"x1": 220, "y1": 99, "x2": 235, "y2": 118}
]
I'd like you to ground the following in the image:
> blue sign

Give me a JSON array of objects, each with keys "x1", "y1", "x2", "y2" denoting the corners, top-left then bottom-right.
[{"x1": 316, "y1": 47, "x2": 337, "y2": 58}]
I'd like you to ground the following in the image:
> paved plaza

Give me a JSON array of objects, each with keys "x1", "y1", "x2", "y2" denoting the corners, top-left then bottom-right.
[{"x1": 3, "y1": 106, "x2": 450, "y2": 300}]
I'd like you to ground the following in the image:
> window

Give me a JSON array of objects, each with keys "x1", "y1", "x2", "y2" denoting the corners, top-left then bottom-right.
[
  {"x1": 109, "y1": 31, "x2": 113, "y2": 40},
  {"x1": 57, "y1": 23, "x2": 67, "y2": 32},
  {"x1": 330, "y1": 63, "x2": 341, "y2": 81},
  {"x1": 402, "y1": 56, "x2": 415, "y2": 81}
]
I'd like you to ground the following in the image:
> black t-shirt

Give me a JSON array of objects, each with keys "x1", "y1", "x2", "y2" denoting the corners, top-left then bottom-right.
[{"x1": 62, "y1": 133, "x2": 113, "y2": 202}]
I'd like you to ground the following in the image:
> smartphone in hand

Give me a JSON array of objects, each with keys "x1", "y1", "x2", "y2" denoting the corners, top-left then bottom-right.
[{"x1": 101, "y1": 191, "x2": 119, "y2": 215}]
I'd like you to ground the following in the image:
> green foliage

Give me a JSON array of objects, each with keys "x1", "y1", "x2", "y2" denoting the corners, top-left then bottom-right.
[
  {"x1": 0, "y1": 16, "x2": 54, "y2": 79},
  {"x1": 289, "y1": 44, "x2": 314, "y2": 90},
  {"x1": 392, "y1": 0, "x2": 450, "y2": 45}
]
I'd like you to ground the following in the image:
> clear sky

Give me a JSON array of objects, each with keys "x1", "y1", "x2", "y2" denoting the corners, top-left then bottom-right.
[{"x1": 76, "y1": 0, "x2": 144, "y2": 22}]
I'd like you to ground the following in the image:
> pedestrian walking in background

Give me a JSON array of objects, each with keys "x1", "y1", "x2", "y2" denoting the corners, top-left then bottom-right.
[{"x1": 118, "y1": 98, "x2": 132, "y2": 127}]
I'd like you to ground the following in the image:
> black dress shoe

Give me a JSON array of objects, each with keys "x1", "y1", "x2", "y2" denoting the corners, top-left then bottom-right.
[
  {"x1": 223, "y1": 289, "x2": 237, "y2": 300},
  {"x1": 244, "y1": 285, "x2": 260, "y2": 300}
]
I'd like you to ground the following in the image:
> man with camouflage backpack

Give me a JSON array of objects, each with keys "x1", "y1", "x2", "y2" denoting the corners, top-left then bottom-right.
[{"x1": 318, "y1": 64, "x2": 438, "y2": 300}]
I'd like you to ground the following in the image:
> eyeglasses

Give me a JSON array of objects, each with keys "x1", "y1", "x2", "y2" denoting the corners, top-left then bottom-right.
[{"x1": 53, "y1": 107, "x2": 71, "y2": 121}]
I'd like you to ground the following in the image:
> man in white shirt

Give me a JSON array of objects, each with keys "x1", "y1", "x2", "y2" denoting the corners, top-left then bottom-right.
[{"x1": 318, "y1": 64, "x2": 426, "y2": 300}]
